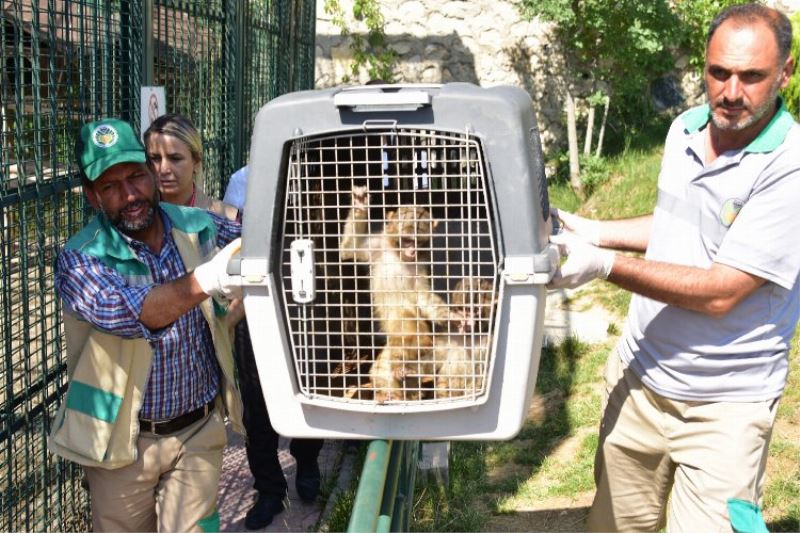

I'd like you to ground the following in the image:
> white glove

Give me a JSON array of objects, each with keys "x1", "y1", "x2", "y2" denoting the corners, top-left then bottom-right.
[
  {"x1": 551, "y1": 208, "x2": 602, "y2": 245},
  {"x1": 193, "y1": 238, "x2": 243, "y2": 299},
  {"x1": 548, "y1": 231, "x2": 615, "y2": 289}
]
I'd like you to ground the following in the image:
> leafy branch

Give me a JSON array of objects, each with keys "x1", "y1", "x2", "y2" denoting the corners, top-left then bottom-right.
[{"x1": 324, "y1": 0, "x2": 397, "y2": 83}]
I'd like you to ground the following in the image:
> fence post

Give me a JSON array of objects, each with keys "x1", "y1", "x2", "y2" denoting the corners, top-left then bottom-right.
[
  {"x1": 390, "y1": 441, "x2": 419, "y2": 532},
  {"x1": 349, "y1": 440, "x2": 391, "y2": 532},
  {"x1": 348, "y1": 440, "x2": 419, "y2": 533},
  {"x1": 142, "y1": 0, "x2": 154, "y2": 86},
  {"x1": 232, "y1": 0, "x2": 246, "y2": 171}
]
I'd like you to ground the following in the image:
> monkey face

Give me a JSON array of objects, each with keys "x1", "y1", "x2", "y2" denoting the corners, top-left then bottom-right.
[
  {"x1": 399, "y1": 237, "x2": 419, "y2": 261},
  {"x1": 386, "y1": 206, "x2": 438, "y2": 262},
  {"x1": 453, "y1": 277, "x2": 496, "y2": 331}
]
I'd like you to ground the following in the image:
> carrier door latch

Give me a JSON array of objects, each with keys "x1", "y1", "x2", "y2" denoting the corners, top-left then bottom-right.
[
  {"x1": 289, "y1": 239, "x2": 316, "y2": 303},
  {"x1": 224, "y1": 241, "x2": 317, "y2": 302},
  {"x1": 502, "y1": 245, "x2": 560, "y2": 285}
]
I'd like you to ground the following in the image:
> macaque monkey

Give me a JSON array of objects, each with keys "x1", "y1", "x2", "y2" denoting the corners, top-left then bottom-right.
[
  {"x1": 434, "y1": 277, "x2": 496, "y2": 398},
  {"x1": 451, "y1": 277, "x2": 496, "y2": 332},
  {"x1": 340, "y1": 185, "x2": 459, "y2": 402}
]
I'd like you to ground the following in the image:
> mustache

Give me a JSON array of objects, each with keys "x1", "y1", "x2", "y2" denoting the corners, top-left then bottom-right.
[
  {"x1": 714, "y1": 97, "x2": 745, "y2": 109},
  {"x1": 122, "y1": 200, "x2": 149, "y2": 213}
]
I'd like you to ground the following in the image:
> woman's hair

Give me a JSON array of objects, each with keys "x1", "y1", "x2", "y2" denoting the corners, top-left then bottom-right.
[{"x1": 143, "y1": 113, "x2": 204, "y2": 178}]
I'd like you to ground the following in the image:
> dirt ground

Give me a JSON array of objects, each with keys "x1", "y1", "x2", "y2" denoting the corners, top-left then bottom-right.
[{"x1": 483, "y1": 499, "x2": 592, "y2": 532}]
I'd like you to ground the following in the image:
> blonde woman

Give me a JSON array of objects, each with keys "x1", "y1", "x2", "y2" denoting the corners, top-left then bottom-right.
[
  {"x1": 145, "y1": 114, "x2": 242, "y2": 328},
  {"x1": 144, "y1": 113, "x2": 238, "y2": 220}
]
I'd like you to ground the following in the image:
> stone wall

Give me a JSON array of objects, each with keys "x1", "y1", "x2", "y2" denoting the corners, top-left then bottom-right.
[
  {"x1": 315, "y1": 0, "x2": 577, "y2": 151},
  {"x1": 315, "y1": 0, "x2": 798, "y2": 153}
]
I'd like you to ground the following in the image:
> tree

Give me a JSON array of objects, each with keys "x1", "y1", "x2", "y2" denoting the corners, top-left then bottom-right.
[
  {"x1": 517, "y1": 0, "x2": 760, "y2": 193},
  {"x1": 518, "y1": 0, "x2": 679, "y2": 126},
  {"x1": 672, "y1": 0, "x2": 751, "y2": 72},
  {"x1": 517, "y1": 0, "x2": 680, "y2": 193}
]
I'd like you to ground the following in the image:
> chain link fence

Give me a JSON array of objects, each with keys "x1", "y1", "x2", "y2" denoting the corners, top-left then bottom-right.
[{"x1": 0, "y1": 0, "x2": 315, "y2": 529}]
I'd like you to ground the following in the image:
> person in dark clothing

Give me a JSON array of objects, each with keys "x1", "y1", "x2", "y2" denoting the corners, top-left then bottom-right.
[{"x1": 225, "y1": 167, "x2": 324, "y2": 530}]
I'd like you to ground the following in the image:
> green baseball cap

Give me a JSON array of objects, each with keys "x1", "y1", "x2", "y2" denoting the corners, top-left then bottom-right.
[{"x1": 76, "y1": 118, "x2": 147, "y2": 181}]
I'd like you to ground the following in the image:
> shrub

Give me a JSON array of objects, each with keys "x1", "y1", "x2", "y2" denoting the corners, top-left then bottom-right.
[{"x1": 783, "y1": 11, "x2": 800, "y2": 119}]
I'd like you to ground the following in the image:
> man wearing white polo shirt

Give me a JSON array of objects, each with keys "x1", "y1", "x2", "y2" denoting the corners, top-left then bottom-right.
[{"x1": 549, "y1": 4, "x2": 800, "y2": 532}]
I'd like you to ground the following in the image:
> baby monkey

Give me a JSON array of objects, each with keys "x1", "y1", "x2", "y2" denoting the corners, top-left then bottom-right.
[
  {"x1": 340, "y1": 186, "x2": 463, "y2": 402},
  {"x1": 434, "y1": 277, "x2": 496, "y2": 398}
]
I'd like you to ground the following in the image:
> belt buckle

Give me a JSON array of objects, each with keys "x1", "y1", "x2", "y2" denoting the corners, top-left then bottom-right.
[{"x1": 142, "y1": 419, "x2": 157, "y2": 434}]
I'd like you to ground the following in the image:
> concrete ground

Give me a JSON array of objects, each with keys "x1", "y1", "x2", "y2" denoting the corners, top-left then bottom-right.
[
  {"x1": 218, "y1": 427, "x2": 343, "y2": 532},
  {"x1": 543, "y1": 287, "x2": 611, "y2": 345}
]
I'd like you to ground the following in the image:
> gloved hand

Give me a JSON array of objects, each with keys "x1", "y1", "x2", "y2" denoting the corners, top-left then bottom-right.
[
  {"x1": 551, "y1": 208, "x2": 602, "y2": 245},
  {"x1": 193, "y1": 238, "x2": 243, "y2": 299},
  {"x1": 548, "y1": 231, "x2": 615, "y2": 289}
]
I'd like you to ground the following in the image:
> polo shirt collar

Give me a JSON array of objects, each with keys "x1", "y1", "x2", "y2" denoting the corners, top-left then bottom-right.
[{"x1": 681, "y1": 98, "x2": 793, "y2": 153}]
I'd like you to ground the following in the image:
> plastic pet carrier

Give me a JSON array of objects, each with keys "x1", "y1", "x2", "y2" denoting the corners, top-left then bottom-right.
[{"x1": 234, "y1": 83, "x2": 558, "y2": 439}]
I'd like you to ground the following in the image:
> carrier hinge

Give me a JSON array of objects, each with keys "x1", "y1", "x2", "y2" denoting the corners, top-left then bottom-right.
[
  {"x1": 502, "y1": 245, "x2": 560, "y2": 285},
  {"x1": 228, "y1": 257, "x2": 270, "y2": 290}
]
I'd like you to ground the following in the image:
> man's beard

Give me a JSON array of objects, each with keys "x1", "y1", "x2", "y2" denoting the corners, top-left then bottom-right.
[
  {"x1": 709, "y1": 77, "x2": 781, "y2": 132},
  {"x1": 105, "y1": 196, "x2": 157, "y2": 233}
]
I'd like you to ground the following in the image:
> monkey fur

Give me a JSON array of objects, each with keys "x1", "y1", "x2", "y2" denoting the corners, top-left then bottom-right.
[
  {"x1": 433, "y1": 277, "x2": 496, "y2": 398},
  {"x1": 340, "y1": 185, "x2": 459, "y2": 402}
]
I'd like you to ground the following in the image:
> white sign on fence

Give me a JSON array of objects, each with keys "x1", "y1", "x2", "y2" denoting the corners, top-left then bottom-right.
[{"x1": 140, "y1": 86, "x2": 166, "y2": 140}]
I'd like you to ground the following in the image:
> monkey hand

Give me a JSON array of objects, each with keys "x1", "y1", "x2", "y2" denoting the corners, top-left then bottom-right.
[
  {"x1": 548, "y1": 231, "x2": 614, "y2": 290},
  {"x1": 551, "y1": 208, "x2": 602, "y2": 245},
  {"x1": 351, "y1": 185, "x2": 370, "y2": 214}
]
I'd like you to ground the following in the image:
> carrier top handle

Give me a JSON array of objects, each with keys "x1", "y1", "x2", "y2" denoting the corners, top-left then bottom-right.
[{"x1": 334, "y1": 85, "x2": 434, "y2": 112}]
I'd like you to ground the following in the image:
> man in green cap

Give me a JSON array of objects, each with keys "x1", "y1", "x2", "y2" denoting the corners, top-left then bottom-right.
[{"x1": 49, "y1": 118, "x2": 245, "y2": 532}]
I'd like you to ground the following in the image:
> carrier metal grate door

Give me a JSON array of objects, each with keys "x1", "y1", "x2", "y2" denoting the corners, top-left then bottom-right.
[{"x1": 278, "y1": 128, "x2": 499, "y2": 405}]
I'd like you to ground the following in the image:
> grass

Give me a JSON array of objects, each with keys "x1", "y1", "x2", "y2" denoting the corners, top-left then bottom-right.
[
  {"x1": 411, "y1": 442, "x2": 489, "y2": 532},
  {"x1": 408, "y1": 337, "x2": 610, "y2": 531}
]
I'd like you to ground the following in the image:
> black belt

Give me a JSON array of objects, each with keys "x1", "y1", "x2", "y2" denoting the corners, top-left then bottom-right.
[{"x1": 139, "y1": 399, "x2": 216, "y2": 436}]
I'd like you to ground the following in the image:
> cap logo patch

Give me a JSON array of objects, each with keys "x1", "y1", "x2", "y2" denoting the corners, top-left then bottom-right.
[
  {"x1": 720, "y1": 198, "x2": 744, "y2": 227},
  {"x1": 92, "y1": 125, "x2": 119, "y2": 148}
]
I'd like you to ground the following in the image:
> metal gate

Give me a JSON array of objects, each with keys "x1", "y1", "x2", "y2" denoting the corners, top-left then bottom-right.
[{"x1": 0, "y1": 0, "x2": 315, "y2": 530}]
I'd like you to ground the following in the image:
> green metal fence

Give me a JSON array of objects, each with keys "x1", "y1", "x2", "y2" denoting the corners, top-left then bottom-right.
[{"x1": 0, "y1": 1, "x2": 315, "y2": 530}]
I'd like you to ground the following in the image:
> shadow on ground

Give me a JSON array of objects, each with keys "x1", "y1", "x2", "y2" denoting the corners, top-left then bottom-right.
[{"x1": 488, "y1": 507, "x2": 591, "y2": 532}]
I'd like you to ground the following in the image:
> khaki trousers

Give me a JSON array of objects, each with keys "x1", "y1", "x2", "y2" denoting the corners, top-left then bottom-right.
[
  {"x1": 84, "y1": 408, "x2": 227, "y2": 532},
  {"x1": 588, "y1": 352, "x2": 778, "y2": 533}
]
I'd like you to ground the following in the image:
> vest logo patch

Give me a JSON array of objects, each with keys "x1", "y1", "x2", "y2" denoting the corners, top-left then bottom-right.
[
  {"x1": 92, "y1": 125, "x2": 118, "y2": 148},
  {"x1": 720, "y1": 198, "x2": 744, "y2": 227}
]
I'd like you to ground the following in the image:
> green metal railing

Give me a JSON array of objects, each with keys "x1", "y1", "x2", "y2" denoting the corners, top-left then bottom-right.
[
  {"x1": 348, "y1": 440, "x2": 419, "y2": 533},
  {"x1": 0, "y1": 1, "x2": 315, "y2": 530}
]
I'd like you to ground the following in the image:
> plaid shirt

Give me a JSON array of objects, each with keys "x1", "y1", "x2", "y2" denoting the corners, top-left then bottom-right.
[{"x1": 55, "y1": 207, "x2": 241, "y2": 420}]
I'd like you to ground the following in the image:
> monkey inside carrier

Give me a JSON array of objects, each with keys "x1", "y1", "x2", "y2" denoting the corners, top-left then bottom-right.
[{"x1": 234, "y1": 83, "x2": 558, "y2": 440}]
